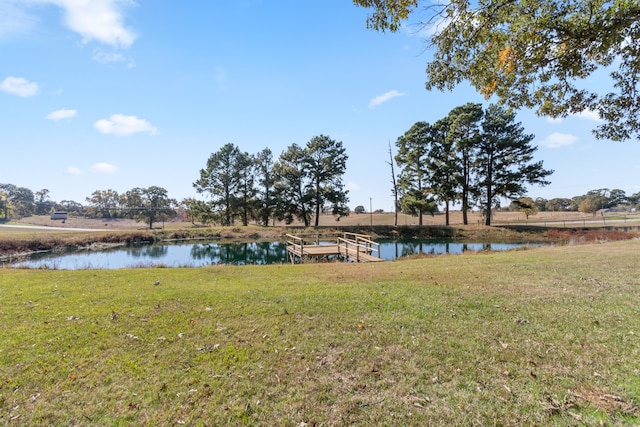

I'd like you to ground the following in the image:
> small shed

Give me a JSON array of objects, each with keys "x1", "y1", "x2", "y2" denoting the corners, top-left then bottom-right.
[{"x1": 50, "y1": 211, "x2": 68, "y2": 220}]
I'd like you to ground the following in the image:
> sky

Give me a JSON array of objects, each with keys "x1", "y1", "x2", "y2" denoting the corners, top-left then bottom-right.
[{"x1": 1, "y1": 0, "x2": 639, "y2": 213}]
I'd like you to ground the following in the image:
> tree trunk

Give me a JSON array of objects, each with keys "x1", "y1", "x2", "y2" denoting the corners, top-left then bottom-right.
[
  {"x1": 462, "y1": 195, "x2": 468, "y2": 225},
  {"x1": 394, "y1": 203, "x2": 398, "y2": 226},
  {"x1": 314, "y1": 181, "x2": 321, "y2": 227},
  {"x1": 485, "y1": 155, "x2": 493, "y2": 226},
  {"x1": 445, "y1": 200, "x2": 450, "y2": 226},
  {"x1": 242, "y1": 202, "x2": 248, "y2": 226},
  {"x1": 304, "y1": 209, "x2": 310, "y2": 227},
  {"x1": 485, "y1": 183, "x2": 493, "y2": 226}
]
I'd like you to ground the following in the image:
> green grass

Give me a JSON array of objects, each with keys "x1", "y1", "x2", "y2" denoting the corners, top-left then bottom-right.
[{"x1": 1, "y1": 240, "x2": 640, "y2": 425}]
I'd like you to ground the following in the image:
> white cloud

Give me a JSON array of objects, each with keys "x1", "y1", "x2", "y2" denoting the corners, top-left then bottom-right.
[
  {"x1": 67, "y1": 166, "x2": 82, "y2": 175},
  {"x1": 2, "y1": 1, "x2": 137, "y2": 64},
  {"x1": 94, "y1": 114, "x2": 159, "y2": 136},
  {"x1": 540, "y1": 132, "x2": 578, "y2": 149},
  {"x1": 46, "y1": 109, "x2": 77, "y2": 120},
  {"x1": 1, "y1": 76, "x2": 39, "y2": 97},
  {"x1": 547, "y1": 109, "x2": 602, "y2": 124},
  {"x1": 571, "y1": 109, "x2": 602, "y2": 122},
  {"x1": 45, "y1": 0, "x2": 137, "y2": 48},
  {"x1": 368, "y1": 90, "x2": 405, "y2": 109},
  {"x1": 345, "y1": 182, "x2": 360, "y2": 191},
  {"x1": 89, "y1": 162, "x2": 118, "y2": 174},
  {"x1": 0, "y1": 1, "x2": 38, "y2": 38},
  {"x1": 93, "y1": 49, "x2": 126, "y2": 63},
  {"x1": 93, "y1": 49, "x2": 135, "y2": 67}
]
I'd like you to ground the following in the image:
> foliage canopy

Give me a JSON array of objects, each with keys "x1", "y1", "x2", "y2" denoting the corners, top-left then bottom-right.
[{"x1": 354, "y1": 0, "x2": 640, "y2": 141}]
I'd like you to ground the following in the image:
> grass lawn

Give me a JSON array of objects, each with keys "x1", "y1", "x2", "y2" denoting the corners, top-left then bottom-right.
[{"x1": 1, "y1": 240, "x2": 640, "y2": 425}]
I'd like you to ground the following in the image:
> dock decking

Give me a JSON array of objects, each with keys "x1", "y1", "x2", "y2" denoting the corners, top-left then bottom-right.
[{"x1": 286, "y1": 232, "x2": 383, "y2": 264}]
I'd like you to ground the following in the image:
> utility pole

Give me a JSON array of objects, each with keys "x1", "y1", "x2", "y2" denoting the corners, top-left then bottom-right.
[
  {"x1": 370, "y1": 197, "x2": 373, "y2": 228},
  {"x1": 387, "y1": 142, "x2": 399, "y2": 226}
]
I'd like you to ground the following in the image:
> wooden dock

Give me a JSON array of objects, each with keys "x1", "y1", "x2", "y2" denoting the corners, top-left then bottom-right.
[{"x1": 286, "y1": 232, "x2": 383, "y2": 264}]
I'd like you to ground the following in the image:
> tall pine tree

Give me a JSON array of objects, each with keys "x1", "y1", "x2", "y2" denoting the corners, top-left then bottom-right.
[{"x1": 478, "y1": 104, "x2": 553, "y2": 225}]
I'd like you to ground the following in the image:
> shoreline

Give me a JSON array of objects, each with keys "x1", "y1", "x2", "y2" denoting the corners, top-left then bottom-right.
[{"x1": 1, "y1": 223, "x2": 637, "y2": 262}]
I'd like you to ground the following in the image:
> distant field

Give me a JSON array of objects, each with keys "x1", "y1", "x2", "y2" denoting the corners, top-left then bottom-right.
[
  {"x1": 4, "y1": 210, "x2": 640, "y2": 232},
  {"x1": 331, "y1": 210, "x2": 640, "y2": 227}
]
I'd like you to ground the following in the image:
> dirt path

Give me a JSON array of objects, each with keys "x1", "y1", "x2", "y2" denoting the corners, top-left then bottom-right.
[
  {"x1": 12, "y1": 216, "x2": 143, "y2": 230},
  {"x1": 0, "y1": 224, "x2": 107, "y2": 232}
]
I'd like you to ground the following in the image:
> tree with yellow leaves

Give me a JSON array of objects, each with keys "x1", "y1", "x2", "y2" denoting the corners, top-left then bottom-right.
[{"x1": 353, "y1": 0, "x2": 640, "y2": 141}]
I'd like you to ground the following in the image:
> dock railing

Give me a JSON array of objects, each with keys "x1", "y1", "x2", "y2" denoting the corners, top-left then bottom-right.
[
  {"x1": 285, "y1": 232, "x2": 381, "y2": 263},
  {"x1": 337, "y1": 232, "x2": 380, "y2": 262},
  {"x1": 285, "y1": 234, "x2": 305, "y2": 264}
]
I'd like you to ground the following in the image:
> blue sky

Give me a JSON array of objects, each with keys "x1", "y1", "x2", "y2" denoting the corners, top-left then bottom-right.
[{"x1": 2, "y1": 0, "x2": 638, "y2": 212}]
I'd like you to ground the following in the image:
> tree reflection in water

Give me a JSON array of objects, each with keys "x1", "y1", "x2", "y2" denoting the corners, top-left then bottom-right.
[
  {"x1": 385, "y1": 240, "x2": 503, "y2": 259},
  {"x1": 125, "y1": 245, "x2": 169, "y2": 258},
  {"x1": 190, "y1": 241, "x2": 287, "y2": 265},
  {"x1": 12, "y1": 239, "x2": 538, "y2": 270}
]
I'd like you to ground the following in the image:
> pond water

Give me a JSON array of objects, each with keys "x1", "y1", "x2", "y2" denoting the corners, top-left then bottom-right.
[{"x1": 9, "y1": 239, "x2": 541, "y2": 270}]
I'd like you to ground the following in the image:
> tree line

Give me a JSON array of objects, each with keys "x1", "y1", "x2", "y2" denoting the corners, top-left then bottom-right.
[
  {"x1": 0, "y1": 184, "x2": 177, "y2": 230},
  {"x1": 2, "y1": 117, "x2": 639, "y2": 228},
  {"x1": 0, "y1": 134, "x2": 351, "y2": 228},
  {"x1": 392, "y1": 103, "x2": 553, "y2": 226},
  {"x1": 508, "y1": 189, "x2": 639, "y2": 219},
  {"x1": 191, "y1": 135, "x2": 349, "y2": 227}
]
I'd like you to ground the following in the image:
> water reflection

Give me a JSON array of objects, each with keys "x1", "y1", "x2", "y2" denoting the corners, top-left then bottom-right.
[
  {"x1": 379, "y1": 240, "x2": 512, "y2": 260},
  {"x1": 125, "y1": 245, "x2": 169, "y2": 258},
  {"x1": 10, "y1": 239, "x2": 539, "y2": 270},
  {"x1": 190, "y1": 242, "x2": 287, "y2": 265}
]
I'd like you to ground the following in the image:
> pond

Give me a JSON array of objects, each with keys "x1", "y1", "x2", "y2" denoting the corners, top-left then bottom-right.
[{"x1": 8, "y1": 239, "x2": 542, "y2": 270}]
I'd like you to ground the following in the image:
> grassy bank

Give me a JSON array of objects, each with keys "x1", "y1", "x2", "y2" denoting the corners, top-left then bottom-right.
[{"x1": 1, "y1": 240, "x2": 640, "y2": 425}]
